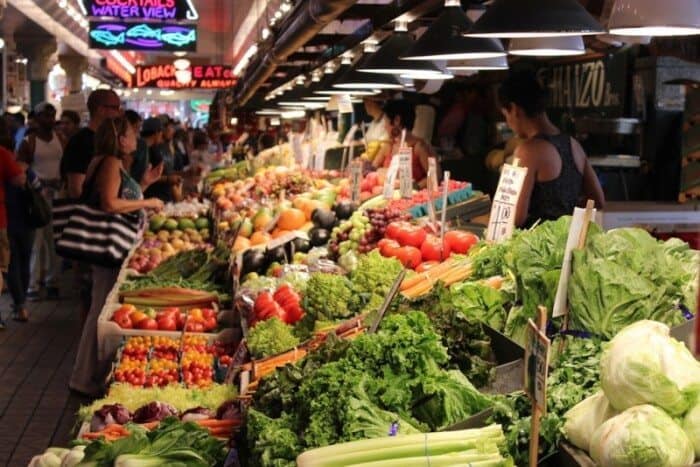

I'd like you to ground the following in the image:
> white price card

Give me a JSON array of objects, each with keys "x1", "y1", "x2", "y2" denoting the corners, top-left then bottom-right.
[
  {"x1": 350, "y1": 160, "x2": 362, "y2": 203},
  {"x1": 552, "y1": 205, "x2": 596, "y2": 318},
  {"x1": 426, "y1": 158, "x2": 438, "y2": 225},
  {"x1": 338, "y1": 94, "x2": 354, "y2": 114},
  {"x1": 383, "y1": 157, "x2": 400, "y2": 199},
  {"x1": 486, "y1": 163, "x2": 527, "y2": 242},
  {"x1": 525, "y1": 320, "x2": 551, "y2": 414},
  {"x1": 398, "y1": 148, "x2": 413, "y2": 199}
]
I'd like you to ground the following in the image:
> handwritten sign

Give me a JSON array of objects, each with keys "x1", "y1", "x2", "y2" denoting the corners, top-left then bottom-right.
[
  {"x1": 383, "y1": 157, "x2": 400, "y2": 199},
  {"x1": 486, "y1": 162, "x2": 527, "y2": 242},
  {"x1": 398, "y1": 148, "x2": 413, "y2": 199},
  {"x1": 338, "y1": 94, "x2": 354, "y2": 114},
  {"x1": 350, "y1": 161, "x2": 362, "y2": 203},
  {"x1": 525, "y1": 319, "x2": 550, "y2": 414},
  {"x1": 552, "y1": 203, "x2": 596, "y2": 318},
  {"x1": 426, "y1": 158, "x2": 438, "y2": 225}
]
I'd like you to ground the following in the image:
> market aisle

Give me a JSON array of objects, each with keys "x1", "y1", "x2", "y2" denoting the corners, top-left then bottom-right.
[{"x1": 0, "y1": 282, "x2": 91, "y2": 467}]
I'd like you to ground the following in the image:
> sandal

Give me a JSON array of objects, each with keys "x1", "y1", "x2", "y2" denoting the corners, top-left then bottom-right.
[{"x1": 12, "y1": 308, "x2": 29, "y2": 322}]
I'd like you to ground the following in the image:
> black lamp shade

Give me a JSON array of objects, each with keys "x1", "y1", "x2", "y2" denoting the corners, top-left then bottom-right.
[
  {"x1": 466, "y1": 0, "x2": 605, "y2": 38},
  {"x1": 402, "y1": 6, "x2": 505, "y2": 60},
  {"x1": 313, "y1": 64, "x2": 381, "y2": 95},
  {"x1": 357, "y1": 32, "x2": 443, "y2": 75}
]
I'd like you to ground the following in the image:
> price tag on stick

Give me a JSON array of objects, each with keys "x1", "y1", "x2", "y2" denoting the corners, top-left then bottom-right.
[
  {"x1": 398, "y1": 148, "x2": 413, "y2": 199},
  {"x1": 368, "y1": 269, "x2": 407, "y2": 334},
  {"x1": 486, "y1": 160, "x2": 527, "y2": 243},
  {"x1": 439, "y1": 171, "x2": 450, "y2": 249},
  {"x1": 350, "y1": 161, "x2": 362, "y2": 204},
  {"x1": 525, "y1": 306, "x2": 550, "y2": 467},
  {"x1": 426, "y1": 158, "x2": 438, "y2": 225},
  {"x1": 383, "y1": 157, "x2": 400, "y2": 199}
]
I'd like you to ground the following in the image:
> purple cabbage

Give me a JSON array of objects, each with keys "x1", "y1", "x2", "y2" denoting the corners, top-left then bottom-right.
[
  {"x1": 90, "y1": 404, "x2": 132, "y2": 432},
  {"x1": 216, "y1": 400, "x2": 241, "y2": 420},
  {"x1": 132, "y1": 401, "x2": 179, "y2": 423}
]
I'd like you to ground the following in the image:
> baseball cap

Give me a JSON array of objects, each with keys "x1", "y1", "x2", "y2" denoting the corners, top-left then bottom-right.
[{"x1": 141, "y1": 117, "x2": 163, "y2": 136}]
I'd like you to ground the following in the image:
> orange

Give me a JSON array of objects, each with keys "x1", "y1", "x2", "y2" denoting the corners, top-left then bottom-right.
[
  {"x1": 250, "y1": 231, "x2": 271, "y2": 246},
  {"x1": 271, "y1": 228, "x2": 291, "y2": 239},
  {"x1": 232, "y1": 236, "x2": 251, "y2": 253},
  {"x1": 277, "y1": 208, "x2": 306, "y2": 231}
]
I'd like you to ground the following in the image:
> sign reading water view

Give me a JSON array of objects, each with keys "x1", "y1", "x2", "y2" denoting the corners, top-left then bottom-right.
[
  {"x1": 89, "y1": 21, "x2": 197, "y2": 51},
  {"x1": 130, "y1": 64, "x2": 236, "y2": 89},
  {"x1": 82, "y1": 0, "x2": 193, "y2": 20}
]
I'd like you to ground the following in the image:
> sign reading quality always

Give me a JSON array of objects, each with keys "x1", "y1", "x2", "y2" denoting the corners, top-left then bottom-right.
[{"x1": 131, "y1": 64, "x2": 236, "y2": 89}]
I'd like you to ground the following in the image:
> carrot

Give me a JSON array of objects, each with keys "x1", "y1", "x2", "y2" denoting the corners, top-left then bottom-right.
[
  {"x1": 195, "y1": 419, "x2": 237, "y2": 428},
  {"x1": 139, "y1": 421, "x2": 160, "y2": 430}
]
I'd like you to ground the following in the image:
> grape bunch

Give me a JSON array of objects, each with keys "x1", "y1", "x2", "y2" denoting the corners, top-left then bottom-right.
[{"x1": 329, "y1": 211, "x2": 370, "y2": 257}]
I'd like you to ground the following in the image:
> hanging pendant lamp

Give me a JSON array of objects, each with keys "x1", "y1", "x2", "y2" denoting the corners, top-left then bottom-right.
[
  {"x1": 447, "y1": 56, "x2": 509, "y2": 71},
  {"x1": 314, "y1": 60, "x2": 382, "y2": 96},
  {"x1": 334, "y1": 43, "x2": 406, "y2": 90},
  {"x1": 508, "y1": 36, "x2": 585, "y2": 56},
  {"x1": 608, "y1": 0, "x2": 700, "y2": 37},
  {"x1": 466, "y1": 0, "x2": 605, "y2": 38},
  {"x1": 402, "y1": 0, "x2": 505, "y2": 60},
  {"x1": 358, "y1": 22, "x2": 448, "y2": 78}
]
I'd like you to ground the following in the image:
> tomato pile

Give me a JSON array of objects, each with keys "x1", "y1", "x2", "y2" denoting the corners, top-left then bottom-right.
[
  {"x1": 378, "y1": 222, "x2": 479, "y2": 270},
  {"x1": 110, "y1": 305, "x2": 218, "y2": 333},
  {"x1": 386, "y1": 180, "x2": 469, "y2": 212},
  {"x1": 252, "y1": 284, "x2": 304, "y2": 326},
  {"x1": 113, "y1": 336, "x2": 228, "y2": 388}
]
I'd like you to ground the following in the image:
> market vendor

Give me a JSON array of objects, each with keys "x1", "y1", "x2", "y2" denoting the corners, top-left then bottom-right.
[
  {"x1": 498, "y1": 70, "x2": 605, "y2": 227},
  {"x1": 377, "y1": 100, "x2": 437, "y2": 188},
  {"x1": 362, "y1": 97, "x2": 391, "y2": 168}
]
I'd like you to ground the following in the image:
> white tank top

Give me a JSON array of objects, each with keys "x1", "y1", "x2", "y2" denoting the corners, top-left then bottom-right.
[{"x1": 32, "y1": 132, "x2": 63, "y2": 180}]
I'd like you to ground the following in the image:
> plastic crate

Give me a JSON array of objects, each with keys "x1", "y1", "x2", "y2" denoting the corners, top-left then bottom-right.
[{"x1": 408, "y1": 185, "x2": 474, "y2": 218}]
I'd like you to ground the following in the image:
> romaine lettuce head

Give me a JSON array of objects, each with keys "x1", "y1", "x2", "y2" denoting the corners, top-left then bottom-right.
[
  {"x1": 590, "y1": 405, "x2": 694, "y2": 467},
  {"x1": 682, "y1": 401, "x2": 700, "y2": 458},
  {"x1": 600, "y1": 320, "x2": 700, "y2": 415},
  {"x1": 563, "y1": 391, "x2": 617, "y2": 452}
]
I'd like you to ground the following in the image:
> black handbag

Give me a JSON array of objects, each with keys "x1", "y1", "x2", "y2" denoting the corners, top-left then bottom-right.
[{"x1": 25, "y1": 184, "x2": 51, "y2": 228}]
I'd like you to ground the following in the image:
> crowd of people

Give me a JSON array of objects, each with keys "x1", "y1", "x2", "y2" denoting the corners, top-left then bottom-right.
[{"x1": 0, "y1": 89, "x2": 223, "y2": 397}]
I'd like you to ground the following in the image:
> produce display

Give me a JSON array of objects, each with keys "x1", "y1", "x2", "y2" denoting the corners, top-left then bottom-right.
[{"x1": 33, "y1": 155, "x2": 700, "y2": 467}]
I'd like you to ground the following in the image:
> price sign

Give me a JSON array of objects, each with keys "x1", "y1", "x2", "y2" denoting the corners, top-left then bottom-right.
[
  {"x1": 397, "y1": 148, "x2": 413, "y2": 199},
  {"x1": 350, "y1": 161, "x2": 362, "y2": 203},
  {"x1": 486, "y1": 162, "x2": 527, "y2": 242},
  {"x1": 525, "y1": 319, "x2": 550, "y2": 414},
  {"x1": 383, "y1": 157, "x2": 400, "y2": 199},
  {"x1": 338, "y1": 94, "x2": 354, "y2": 114},
  {"x1": 426, "y1": 158, "x2": 438, "y2": 225}
]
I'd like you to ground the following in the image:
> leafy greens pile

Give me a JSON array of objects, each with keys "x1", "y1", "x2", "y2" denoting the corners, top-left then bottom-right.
[{"x1": 245, "y1": 311, "x2": 492, "y2": 467}]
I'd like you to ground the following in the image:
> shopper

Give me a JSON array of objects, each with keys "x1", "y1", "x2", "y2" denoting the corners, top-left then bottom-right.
[
  {"x1": 143, "y1": 117, "x2": 182, "y2": 203},
  {"x1": 124, "y1": 110, "x2": 148, "y2": 184},
  {"x1": 13, "y1": 111, "x2": 36, "y2": 152},
  {"x1": 379, "y1": 100, "x2": 436, "y2": 188},
  {"x1": 17, "y1": 103, "x2": 65, "y2": 301},
  {"x1": 61, "y1": 89, "x2": 121, "y2": 199},
  {"x1": 58, "y1": 110, "x2": 81, "y2": 140},
  {"x1": 69, "y1": 116, "x2": 163, "y2": 396},
  {"x1": 0, "y1": 121, "x2": 27, "y2": 330},
  {"x1": 497, "y1": 70, "x2": 605, "y2": 227},
  {"x1": 182, "y1": 129, "x2": 209, "y2": 195}
]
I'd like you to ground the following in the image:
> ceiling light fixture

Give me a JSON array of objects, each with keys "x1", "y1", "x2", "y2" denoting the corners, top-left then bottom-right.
[
  {"x1": 333, "y1": 43, "x2": 405, "y2": 90},
  {"x1": 466, "y1": 0, "x2": 605, "y2": 38},
  {"x1": 447, "y1": 55, "x2": 509, "y2": 71},
  {"x1": 402, "y1": 0, "x2": 505, "y2": 60},
  {"x1": 608, "y1": 0, "x2": 700, "y2": 37},
  {"x1": 358, "y1": 22, "x2": 451, "y2": 78},
  {"x1": 508, "y1": 36, "x2": 585, "y2": 56}
]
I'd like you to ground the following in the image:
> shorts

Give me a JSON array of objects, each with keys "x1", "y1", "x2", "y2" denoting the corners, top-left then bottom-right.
[{"x1": 0, "y1": 229, "x2": 9, "y2": 272}]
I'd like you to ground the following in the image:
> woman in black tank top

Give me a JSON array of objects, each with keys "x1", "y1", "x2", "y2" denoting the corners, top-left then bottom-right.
[{"x1": 497, "y1": 71, "x2": 605, "y2": 227}]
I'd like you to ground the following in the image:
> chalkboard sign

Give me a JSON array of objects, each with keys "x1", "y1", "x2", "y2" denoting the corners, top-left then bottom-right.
[{"x1": 536, "y1": 52, "x2": 628, "y2": 118}]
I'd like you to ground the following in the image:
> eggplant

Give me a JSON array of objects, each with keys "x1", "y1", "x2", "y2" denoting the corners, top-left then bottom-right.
[
  {"x1": 311, "y1": 209, "x2": 337, "y2": 230},
  {"x1": 242, "y1": 248, "x2": 268, "y2": 276},
  {"x1": 265, "y1": 245, "x2": 287, "y2": 265},
  {"x1": 309, "y1": 227, "x2": 330, "y2": 247},
  {"x1": 291, "y1": 237, "x2": 311, "y2": 253},
  {"x1": 333, "y1": 201, "x2": 357, "y2": 220}
]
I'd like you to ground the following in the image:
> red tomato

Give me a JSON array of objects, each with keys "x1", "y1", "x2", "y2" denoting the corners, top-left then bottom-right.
[
  {"x1": 444, "y1": 230, "x2": 479, "y2": 255},
  {"x1": 201, "y1": 308, "x2": 216, "y2": 319},
  {"x1": 420, "y1": 235, "x2": 444, "y2": 262},
  {"x1": 129, "y1": 311, "x2": 148, "y2": 325},
  {"x1": 395, "y1": 246, "x2": 422, "y2": 269},
  {"x1": 397, "y1": 227, "x2": 427, "y2": 248},
  {"x1": 416, "y1": 261, "x2": 440, "y2": 273},
  {"x1": 157, "y1": 316, "x2": 177, "y2": 331},
  {"x1": 113, "y1": 313, "x2": 133, "y2": 329},
  {"x1": 204, "y1": 316, "x2": 217, "y2": 331},
  {"x1": 385, "y1": 222, "x2": 405, "y2": 241},
  {"x1": 137, "y1": 318, "x2": 158, "y2": 330},
  {"x1": 378, "y1": 238, "x2": 401, "y2": 257},
  {"x1": 176, "y1": 313, "x2": 187, "y2": 330}
]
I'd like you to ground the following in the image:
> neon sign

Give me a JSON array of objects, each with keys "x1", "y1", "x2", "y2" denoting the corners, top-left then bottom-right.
[
  {"x1": 89, "y1": 21, "x2": 197, "y2": 51},
  {"x1": 80, "y1": 0, "x2": 198, "y2": 20},
  {"x1": 132, "y1": 65, "x2": 237, "y2": 89}
]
